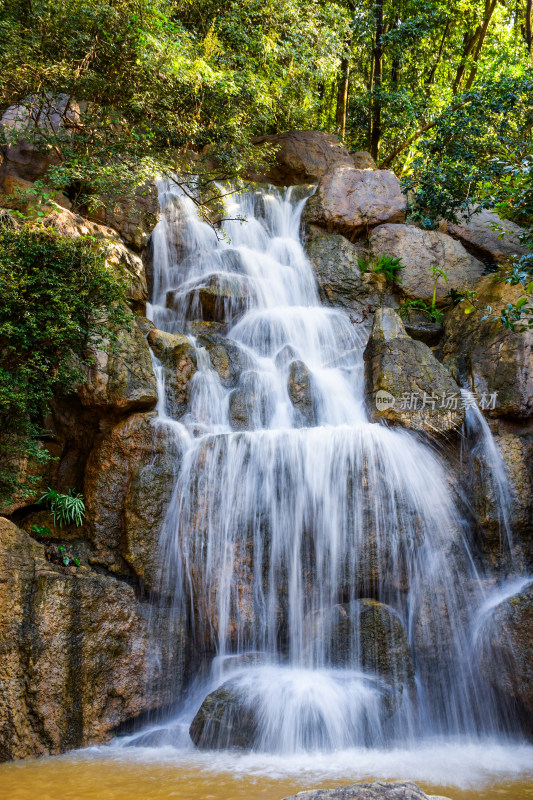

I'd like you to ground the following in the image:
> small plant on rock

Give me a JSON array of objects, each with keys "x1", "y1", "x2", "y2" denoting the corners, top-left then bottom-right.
[
  {"x1": 357, "y1": 254, "x2": 405, "y2": 284},
  {"x1": 38, "y1": 488, "x2": 86, "y2": 528}
]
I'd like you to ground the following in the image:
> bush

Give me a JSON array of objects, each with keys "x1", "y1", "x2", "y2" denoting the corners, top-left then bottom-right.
[{"x1": 0, "y1": 218, "x2": 129, "y2": 502}]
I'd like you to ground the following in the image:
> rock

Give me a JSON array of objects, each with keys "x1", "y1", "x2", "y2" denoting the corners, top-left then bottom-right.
[
  {"x1": 168, "y1": 273, "x2": 253, "y2": 326},
  {"x1": 77, "y1": 317, "x2": 157, "y2": 414},
  {"x1": 189, "y1": 682, "x2": 258, "y2": 749},
  {"x1": 368, "y1": 224, "x2": 485, "y2": 304},
  {"x1": 468, "y1": 429, "x2": 533, "y2": 569},
  {"x1": 478, "y1": 581, "x2": 533, "y2": 727},
  {"x1": 306, "y1": 600, "x2": 414, "y2": 692},
  {"x1": 0, "y1": 96, "x2": 81, "y2": 183},
  {"x1": 0, "y1": 173, "x2": 71, "y2": 212},
  {"x1": 39, "y1": 206, "x2": 149, "y2": 312},
  {"x1": 403, "y1": 319, "x2": 444, "y2": 346},
  {"x1": 302, "y1": 167, "x2": 406, "y2": 240},
  {"x1": 84, "y1": 412, "x2": 182, "y2": 588},
  {"x1": 305, "y1": 233, "x2": 395, "y2": 312},
  {"x1": 288, "y1": 360, "x2": 317, "y2": 426},
  {"x1": 0, "y1": 441, "x2": 61, "y2": 517},
  {"x1": 248, "y1": 130, "x2": 356, "y2": 185},
  {"x1": 88, "y1": 181, "x2": 159, "y2": 252},
  {"x1": 0, "y1": 517, "x2": 182, "y2": 761},
  {"x1": 280, "y1": 782, "x2": 451, "y2": 800},
  {"x1": 351, "y1": 151, "x2": 376, "y2": 169},
  {"x1": 147, "y1": 328, "x2": 197, "y2": 417},
  {"x1": 229, "y1": 371, "x2": 275, "y2": 430},
  {"x1": 196, "y1": 333, "x2": 252, "y2": 388},
  {"x1": 441, "y1": 276, "x2": 533, "y2": 418},
  {"x1": 364, "y1": 308, "x2": 464, "y2": 435},
  {"x1": 444, "y1": 208, "x2": 529, "y2": 264}
]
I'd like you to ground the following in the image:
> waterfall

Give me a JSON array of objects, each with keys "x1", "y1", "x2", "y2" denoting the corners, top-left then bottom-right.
[{"x1": 137, "y1": 180, "x2": 527, "y2": 753}]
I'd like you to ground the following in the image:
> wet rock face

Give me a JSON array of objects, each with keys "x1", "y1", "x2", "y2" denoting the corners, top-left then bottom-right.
[
  {"x1": 444, "y1": 207, "x2": 529, "y2": 265},
  {"x1": 305, "y1": 600, "x2": 414, "y2": 690},
  {"x1": 248, "y1": 130, "x2": 356, "y2": 185},
  {"x1": 0, "y1": 517, "x2": 181, "y2": 762},
  {"x1": 88, "y1": 182, "x2": 159, "y2": 253},
  {"x1": 280, "y1": 782, "x2": 452, "y2": 800},
  {"x1": 167, "y1": 273, "x2": 253, "y2": 327},
  {"x1": 189, "y1": 683, "x2": 258, "y2": 749},
  {"x1": 288, "y1": 360, "x2": 316, "y2": 426},
  {"x1": 196, "y1": 333, "x2": 251, "y2": 388},
  {"x1": 364, "y1": 308, "x2": 465, "y2": 435},
  {"x1": 478, "y1": 582, "x2": 533, "y2": 726},
  {"x1": 84, "y1": 412, "x2": 181, "y2": 588},
  {"x1": 229, "y1": 371, "x2": 275, "y2": 430},
  {"x1": 441, "y1": 276, "x2": 533, "y2": 419},
  {"x1": 369, "y1": 223, "x2": 485, "y2": 304},
  {"x1": 306, "y1": 233, "x2": 395, "y2": 313},
  {"x1": 147, "y1": 328, "x2": 197, "y2": 417},
  {"x1": 303, "y1": 167, "x2": 406, "y2": 240},
  {"x1": 78, "y1": 318, "x2": 157, "y2": 414}
]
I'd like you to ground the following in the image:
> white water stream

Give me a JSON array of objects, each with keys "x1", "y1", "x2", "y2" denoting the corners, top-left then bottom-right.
[{"x1": 114, "y1": 182, "x2": 532, "y2": 787}]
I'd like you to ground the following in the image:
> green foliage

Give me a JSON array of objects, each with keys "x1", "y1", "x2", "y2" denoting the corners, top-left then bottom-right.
[
  {"x1": 38, "y1": 488, "x2": 86, "y2": 528},
  {"x1": 358, "y1": 254, "x2": 405, "y2": 284},
  {"x1": 0, "y1": 219, "x2": 129, "y2": 502},
  {"x1": 31, "y1": 524, "x2": 54, "y2": 537},
  {"x1": 399, "y1": 298, "x2": 444, "y2": 324}
]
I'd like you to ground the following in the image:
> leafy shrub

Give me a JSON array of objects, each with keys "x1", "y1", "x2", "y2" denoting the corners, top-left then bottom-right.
[
  {"x1": 0, "y1": 219, "x2": 129, "y2": 502},
  {"x1": 357, "y1": 254, "x2": 405, "y2": 283}
]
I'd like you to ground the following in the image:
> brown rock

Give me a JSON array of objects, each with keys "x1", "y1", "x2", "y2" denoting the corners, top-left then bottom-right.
[
  {"x1": 305, "y1": 232, "x2": 397, "y2": 312},
  {"x1": 288, "y1": 360, "x2": 317, "y2": 426},
  {"x1": 147, "y1": 328, "x2": 197, "y2": 417},
  {"x1": 441, "y1": 276, "x2": 533, "y2": 419},
  {"x1": 351, "y1": 151, "x2": 376, "y2": 170},
  {"x1": 88, "y1": 181, "x2": 159, "y2": 252},
  {"x1": 303, "y1": 167, "x2": 406, "y2": 239},
  {"x1": 369, "y1": 224, "x2": 485, "y2": 304},
  {"x1": 364, "y1": 308, "x2": 464, "y2": 434},
  {"x1": 84, "y1": 412, "x2": 181, "y2": 587},
  {"x1": 478, "y1": 581, "x2": 533, "y2": 727},
  {"x1": 445, "y1": 208, "x2": 529, "y2": 264},
  {"x1": 168, "y1": 273, "x2": 254, "y2": 327},
  {"x1": 0, "y1": 517, "x2": 182, "y2": 762},
  {"x1": 77, "y1": 317, "x2": 157, "y2": 414},
  {"x1": 248, "y1": 130, "x2": 356, "y2": 185}
]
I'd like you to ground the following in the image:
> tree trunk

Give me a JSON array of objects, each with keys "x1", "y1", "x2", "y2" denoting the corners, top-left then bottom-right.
[
  {"x1": 370, "y1": 0, "x2": 384, "y2": 161},
  {"x1": 335, "y1": 34, "x2": 352, "y2": 140},
  {"x1": 464, "y1": 0, "x2": 498, "y2": 90},
  {"x1": 426, "y1": 21, "x2": 450, "y2": 85},
  {"x1": 523, "y1": 0, "x2": 532, "y2": 54}
]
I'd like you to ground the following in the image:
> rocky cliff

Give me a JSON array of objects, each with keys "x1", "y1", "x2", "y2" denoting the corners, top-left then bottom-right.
[{"x1": 1, "y1": 129, "x2": 532, "y2": 760}]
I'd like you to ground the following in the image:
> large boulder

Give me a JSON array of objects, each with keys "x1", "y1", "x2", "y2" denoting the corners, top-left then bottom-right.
[
  {"x1": 0, "y1": 96, "x2": 81, "y2": 183},
  {"x1": 444, "y1": 208, "x2": 529, "y2": 265},
  {"x1": 441, "y1": 276, "x2": 533, "y2": 419},
  {"x1": 84, "y1": 412, "x2": 182, "y2": 588},
  {"x1": 189, "y1": 683, "x2": 258, "y2": 749},
  {"x1": 368, "y1": 224, "x2": 485, "y2": 304},
  {"x1": 248, "y1": 130, "x2": 356, "y2": 185},
  {"x1": 0, "y1": 517, "x2": 182, "y2": 761},
  {"x1": 77, "y1": 317, "x2": 157, "y2": 414},
  {"x1": 478, "y1": 582, "x2": 533, "y2": 728},
  {"x1": 306, "y1": 232, "x2": 397, "y2": 312},
  {"x1": 281, "y1": 783, "x2": 451, "y2": 800},
  {"x1": 88, "y1": 181, "x2": 159, "y2": 253},
  {"x1": 364, "y1": 308, "x2": 464, "y2": 434},
  {"x1": 147, "y1": 328, "x2": 197, "y2": 418},
  {"x1": 167, "y1": 273, "x2": 254, "y2": 327},
  {"x1": 303, "y1": 167, "x2": 406, "y2": 240},
  {"x1": 305, "y1": 600, "x2": 415, "y2": 691}
]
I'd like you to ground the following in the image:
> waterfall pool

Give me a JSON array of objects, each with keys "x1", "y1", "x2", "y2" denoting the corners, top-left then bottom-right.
[{"x1": 1, "y1": 741, "x2": 532, "y2": 800}]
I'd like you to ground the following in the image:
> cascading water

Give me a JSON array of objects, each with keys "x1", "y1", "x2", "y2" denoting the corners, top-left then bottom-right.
[{"x1": 133, "y1": 180, "x2": 529, "y2": 757}]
